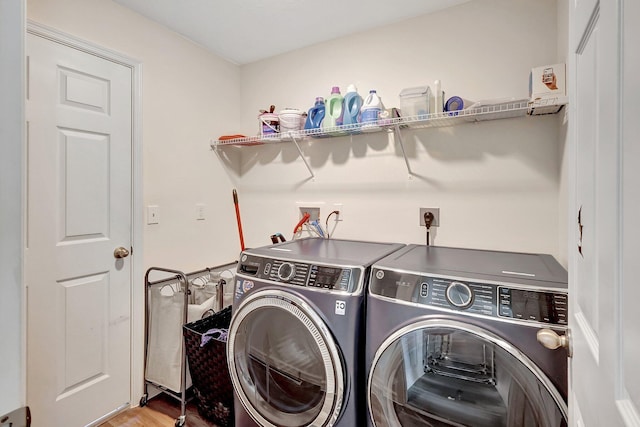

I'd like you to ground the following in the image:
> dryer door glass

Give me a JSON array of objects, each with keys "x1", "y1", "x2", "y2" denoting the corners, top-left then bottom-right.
[
  {"x1": 228, "y1": 293, "x2": 344, "y2": 427},
  {"x1": 368, "y1": 322, "x2": 567, "y2": 427}
]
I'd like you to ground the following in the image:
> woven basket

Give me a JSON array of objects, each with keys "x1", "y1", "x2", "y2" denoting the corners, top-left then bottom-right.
[{"x1": 183, "y1": 306, "x2": 234, "y2": 427}]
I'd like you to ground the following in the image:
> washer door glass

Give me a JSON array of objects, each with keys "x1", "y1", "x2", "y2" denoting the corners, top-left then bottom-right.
[
  {"x1": 368, "y1": 321, "x2": 567, "y2": 427},
  {"x1": 228, "y1": 291, "x2": 344, "y2": 427}
]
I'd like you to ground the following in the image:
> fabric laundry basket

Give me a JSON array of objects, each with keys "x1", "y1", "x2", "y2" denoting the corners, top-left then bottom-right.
[
  {"x1": 183, "y1": 306, "x2": 234, "y2": 427},
  {"x1": 145, "y1": 282, "x2": 216, "y2": 393}
]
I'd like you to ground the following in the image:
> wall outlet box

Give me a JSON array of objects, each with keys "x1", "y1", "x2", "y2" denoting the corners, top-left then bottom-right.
[
  {"x1": 419, "y1": 208, "x2": 440, "y2": 227},
  {"x1": 299, "y1": 206, "x2": 320, "y2": 221},
  {"x1": 296, "y1": 202, "x2": 324, "y2": 222},
  {"x1": 529, "y1": 63, "x2": 566, "y2": 101}
]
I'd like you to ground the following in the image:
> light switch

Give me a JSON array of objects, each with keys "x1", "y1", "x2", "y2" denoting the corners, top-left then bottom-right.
[
  {"x1": 196, "y1": 203, "x2": 206, "y2": 221},
  {"x1": 147, "y1": 205, "x2": 160, "y2": 225}
]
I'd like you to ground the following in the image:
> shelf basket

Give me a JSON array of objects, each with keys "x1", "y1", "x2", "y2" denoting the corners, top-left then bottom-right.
[{"x1": 183, "y1": 306, "x2": 234, "y2": 427}]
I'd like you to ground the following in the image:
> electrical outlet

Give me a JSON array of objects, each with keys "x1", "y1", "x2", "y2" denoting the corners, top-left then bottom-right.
[
  {"x1": 332, "y1": 203, "x2": 344, "y2": 221},
  {"x1": 299, "y1": 207, "x2": 321, "y2": 221},
  {"x1": 419, "y1": 208, "x2": 440, "y2": 227}
]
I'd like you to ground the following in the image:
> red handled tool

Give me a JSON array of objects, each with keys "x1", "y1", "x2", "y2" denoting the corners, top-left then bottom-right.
[{"x1": 232, "y1": 189, "x2": 245, "y2": 251}]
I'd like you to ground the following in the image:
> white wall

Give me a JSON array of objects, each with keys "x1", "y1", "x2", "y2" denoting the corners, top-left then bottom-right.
[
  {"x1": 0, "y1": 0, "x2": 25, "y2": 415},
  {"x1": 232, "y1": 0, "x2": 566, "y2": 261},
  {"x1": 27, "y1": 0, "x2": 243, "y2": 273}
]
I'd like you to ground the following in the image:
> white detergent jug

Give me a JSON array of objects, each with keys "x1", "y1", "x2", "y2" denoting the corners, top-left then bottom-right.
[{"x1": 360, "y1": 90, "x2": 383, "y2": 131}]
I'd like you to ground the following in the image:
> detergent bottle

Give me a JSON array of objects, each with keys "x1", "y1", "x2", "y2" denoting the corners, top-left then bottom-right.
[
  {"x1": 322, "y1": 86, "x2": 344, "y2": 134},
  {"x1": 304, "y1": 97, "x2": 325, "y2": 130},
  {"x1": 341, "y1": 84, "x2": 362, "y2": 128},
  {"x1": 360, "y1": 89, "x2": 383, "y2": 130}
]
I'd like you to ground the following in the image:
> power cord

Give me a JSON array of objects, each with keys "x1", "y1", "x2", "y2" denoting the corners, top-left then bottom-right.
[
  {"x1": 325, "y1": 210, "x2": 340, "y2": 239},
  {"x1": 424, "y1": 211, "x2": 435, "y2": 246}
]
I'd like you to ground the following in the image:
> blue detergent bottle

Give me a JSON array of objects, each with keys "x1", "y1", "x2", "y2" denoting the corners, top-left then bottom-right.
[
  {"x1": 341, "y1": 84, "x2": 362, "y2": 127},
  {"x1": 304, "y1": 97, "x2": 326, "y2": 130}
]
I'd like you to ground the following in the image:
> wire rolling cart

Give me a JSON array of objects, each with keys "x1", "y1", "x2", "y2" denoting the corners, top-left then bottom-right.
[{"x1": 139, "y1": 263, "x2": 235, "y2": 427}]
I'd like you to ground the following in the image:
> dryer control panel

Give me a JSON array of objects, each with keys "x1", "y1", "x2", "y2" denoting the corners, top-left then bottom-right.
[
  {"x1": 498, "y1": 286, "x2": 567, "y2": 325},
  {"x1": 238, "y1": 254, "x2": 357, "y2": 293},
  {"x1": 370, "y1": 269, "x2": 568, "y2": 326}
]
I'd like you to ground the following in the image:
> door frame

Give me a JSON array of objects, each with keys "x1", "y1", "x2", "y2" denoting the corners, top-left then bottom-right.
[
  {"x1": 25, "y1": 20, "x2": 145, "y2": 412},
  {"x1": 0, "y1": 0, "x2": 26, "y2": 415}
]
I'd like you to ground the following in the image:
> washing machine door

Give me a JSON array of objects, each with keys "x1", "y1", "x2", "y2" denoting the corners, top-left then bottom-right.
[
  {"x1": 368, "y1": 319, "x2": 567, "y2": 427},
  {"x1": 227, "y1": 289, "x2": 345, "y2": 427}
]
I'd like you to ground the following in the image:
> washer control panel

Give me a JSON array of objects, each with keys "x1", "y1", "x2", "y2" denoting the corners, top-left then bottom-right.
[
  {"x1": 428, "y1": 277, "x2": 496, "y2": 317},
  {"x1": 370, "y1": 268, "x2": 568, "y2": 326},
  {"x1": 238, "y1": 254, "x2": 355, "y2": 292}
]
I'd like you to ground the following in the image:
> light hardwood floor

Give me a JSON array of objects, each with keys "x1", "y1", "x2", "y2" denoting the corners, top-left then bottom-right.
[
  {"x1": 100, "y1": 406, "x2": 175, "y2": 427},
  {"x1": 100, "y1": 394, "x2": 217, "y2": 427}
]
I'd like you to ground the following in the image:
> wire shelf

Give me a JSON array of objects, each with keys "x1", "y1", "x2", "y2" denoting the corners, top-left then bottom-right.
[{"x1": 210, "y1": 99, "x2": 566, "y2": 148}]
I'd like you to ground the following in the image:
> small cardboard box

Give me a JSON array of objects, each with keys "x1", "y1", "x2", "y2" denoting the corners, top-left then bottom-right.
[{"x1": 529, "y1": 63, "x2": 566, "y2": 101}]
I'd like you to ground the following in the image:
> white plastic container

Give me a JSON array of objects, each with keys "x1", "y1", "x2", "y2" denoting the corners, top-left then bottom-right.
[
  {"x1": 279, "y1": 109, "x2": 304, "y2": 139},
  {"x1": 279, "y1": 109, "x2": 303, "y2": 131},
  {"x1": 259, "y1": 112, "x2": 279, "y2": 138},
  {"x1": 399, "y1": 86, "x2": 431, "y2": 119}
]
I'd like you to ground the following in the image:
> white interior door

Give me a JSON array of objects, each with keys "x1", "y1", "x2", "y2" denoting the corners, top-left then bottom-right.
[
  {"x1": 570, "y1": 0, "x2": 640, "y2": 425},
  {"x1": 25, "y1": 32, "x2": 133, "y2": 426}
]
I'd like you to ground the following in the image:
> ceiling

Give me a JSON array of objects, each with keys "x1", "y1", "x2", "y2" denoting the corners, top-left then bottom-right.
[{"x1": 113, "y1": 0, "x2": 470, "y2": 65}]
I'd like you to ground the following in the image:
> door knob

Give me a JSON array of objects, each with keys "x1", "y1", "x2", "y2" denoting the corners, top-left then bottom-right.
[
  {"x1": 537, "y1": 328, "x2": 572, "y2": 357},
  {"x1": 114, "y1": 247, "x2": 130, "y2": 259}
]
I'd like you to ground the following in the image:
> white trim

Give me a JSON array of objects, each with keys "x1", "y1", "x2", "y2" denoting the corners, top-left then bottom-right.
[
  {"x1": 25, "y1": 20, "x2": 145, "y2": 409},
  {"x1": 573, "y1": 310, "x2": 599, "y2": 363},
  {"x1": 0, "y1": 0, "x2": 26, "y2": 414},
  {"x1": 26, "y1": 20, "x2": 139, "y2": 68}
]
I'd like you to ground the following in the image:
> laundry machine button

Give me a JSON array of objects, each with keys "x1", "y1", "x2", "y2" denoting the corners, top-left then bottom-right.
[
  {"x1": 446, "y1": 281, "x2": 473, "y2": 308},
  {"x1": 420, "y1": 282, "x2": 429, "y2": 297},
  {"x1": 277, "y1": 262, "x2": 296, "y2": 281}
]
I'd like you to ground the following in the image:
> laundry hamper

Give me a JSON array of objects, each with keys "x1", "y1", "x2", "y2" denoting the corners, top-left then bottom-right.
[{"x1": 183, "y1": 306, "x2": 234, "y2": 427}]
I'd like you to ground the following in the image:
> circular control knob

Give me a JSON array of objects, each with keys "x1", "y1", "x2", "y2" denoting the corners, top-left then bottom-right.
[
  {"x1": 446, "y1": 281, "x2": 473, "y2": 308},
  {"x1": 277, "y1": 262, "x2": 296, "y2": 281}
]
